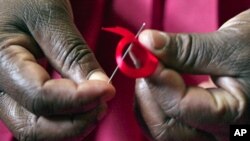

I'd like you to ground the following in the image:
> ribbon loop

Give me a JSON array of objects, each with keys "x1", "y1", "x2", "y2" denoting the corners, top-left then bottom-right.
[{"x1": 103, "y1": 26, "x2": 158, "y2": 78}]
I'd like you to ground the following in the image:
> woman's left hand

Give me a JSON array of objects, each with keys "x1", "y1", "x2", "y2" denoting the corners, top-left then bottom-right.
[{"x1": 135, "y1": 9, "x2": 250, "y2": 141}]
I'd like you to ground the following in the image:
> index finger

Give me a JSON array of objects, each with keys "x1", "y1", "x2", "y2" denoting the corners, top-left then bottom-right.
[{"x1": 0, "y1": 45, "x2": 115, "y2": 115}]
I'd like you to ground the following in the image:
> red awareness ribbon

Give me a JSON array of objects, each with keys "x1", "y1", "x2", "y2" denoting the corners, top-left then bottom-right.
[{"x1": 103, "y1": 26, "x2": 158, "y2": 78}]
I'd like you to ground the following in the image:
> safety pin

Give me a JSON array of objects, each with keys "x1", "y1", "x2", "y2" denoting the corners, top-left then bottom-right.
[{"x1": 108, "y1": 23, "x2": 146, "y2": 83}]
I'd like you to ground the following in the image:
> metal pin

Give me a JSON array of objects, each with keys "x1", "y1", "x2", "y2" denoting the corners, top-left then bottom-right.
[{"x1": 108, "y1": 22, "x2": 146, "y2": 83}]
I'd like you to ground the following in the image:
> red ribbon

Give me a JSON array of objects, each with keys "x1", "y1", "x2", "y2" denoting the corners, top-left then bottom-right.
[{"x1": 103, "y1": 27, "x2": 158, "y2": 78}]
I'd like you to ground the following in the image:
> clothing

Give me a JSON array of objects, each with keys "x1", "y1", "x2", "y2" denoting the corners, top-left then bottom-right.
[{"x1": 1, "y1": 0, "x2": 250, "y2": 140}]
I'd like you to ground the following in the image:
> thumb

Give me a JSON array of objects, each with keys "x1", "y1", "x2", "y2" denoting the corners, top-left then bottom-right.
[
  {"x1": 138, "y1": 29, "x2": 239, "y2": 76},
  {"x1": 24, "y1": 1, "x2": 108, "y2": 83}
]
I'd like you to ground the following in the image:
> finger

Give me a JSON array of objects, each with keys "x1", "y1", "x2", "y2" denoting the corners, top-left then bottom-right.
[
  {"x1": 18, "y1": 0, "x2": 107, "y2": 83},
  {"x1": 34, "y1": 103, "x2": 107, "y2": 141},
  {"x1": 138, "y1": 27, "x2": 249, "y2": 76},
  {"x1": 0, "y1": 92, "x2": 107, "y2": 141},
  {"x1": 135, "y1": 77, "x2": 167, "y2": 135},
  {"x1": 0, "y1": 1, "x2": 115, "y2": 115},
  {"x1": 135, "y1": 74, "x2": 217, "y2": 141},
  {"x1": 145, "y1": 64, "x2": 247, "y2": 133},
  {"x1": 0, "y1": 45, "x2": 115, "y2": 115}
]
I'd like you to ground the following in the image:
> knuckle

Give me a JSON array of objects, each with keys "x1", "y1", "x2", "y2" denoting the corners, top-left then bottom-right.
[
  {"x1": 60, "y1": 41, "x2": 100, "y2": 77},
  {"x1": 151, "y1": 126, "x2": 168, "y2": 141},
  {"x1": 30, "y1": 93, "x2": 45, "y2": 115},
  {"x1": 175, "y1": 34, "x2": 201, "y2": 68},
  {"x1": 63, "y1": 42, "x2": 92, "y2": 68},
  {"x1": 30, "y1": 88, "x2": 56, "y2": 115},
  {"x1": 150, "y1": 119, "x2": 176, "y2": 141}
]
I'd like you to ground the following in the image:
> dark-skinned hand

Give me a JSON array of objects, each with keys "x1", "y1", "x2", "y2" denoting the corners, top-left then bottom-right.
[
  {"x1": 135, "y1": 9, "x2": 250, "y2": 141},
  {"x1": 0, "y1": 0, "x2": 115, "y2": 141}
]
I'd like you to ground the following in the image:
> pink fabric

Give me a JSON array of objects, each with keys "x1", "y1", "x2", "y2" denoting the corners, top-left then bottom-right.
[
  {"x1": 164, "y1": 0, "x2": 218, "y2": 32},
  {"x1": 0, "y1": 122, "x2": 13, "y2": 141},
  {"x1": 1, "y1": 0, "x2": 250, "y2": 141}
]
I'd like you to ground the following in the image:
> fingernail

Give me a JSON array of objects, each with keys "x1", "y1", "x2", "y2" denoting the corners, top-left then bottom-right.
[
  {"x1": 139, "y1": 30, "x2": 155, "y2": 49},
  {"x1": 139, "y1": 30, "x2": 169, "y2": 50},
  {"x1": 88, "y1": 71, "x2": 109, "y2": 82}
]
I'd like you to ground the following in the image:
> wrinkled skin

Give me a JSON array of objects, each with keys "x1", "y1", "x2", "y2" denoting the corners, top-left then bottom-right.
[
  {"x1": 135, "y1": 9, "x2": 250, "y2": 141},
  {"x1": 0, "y1": 0, "x2": 115, "y2": 141}
]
